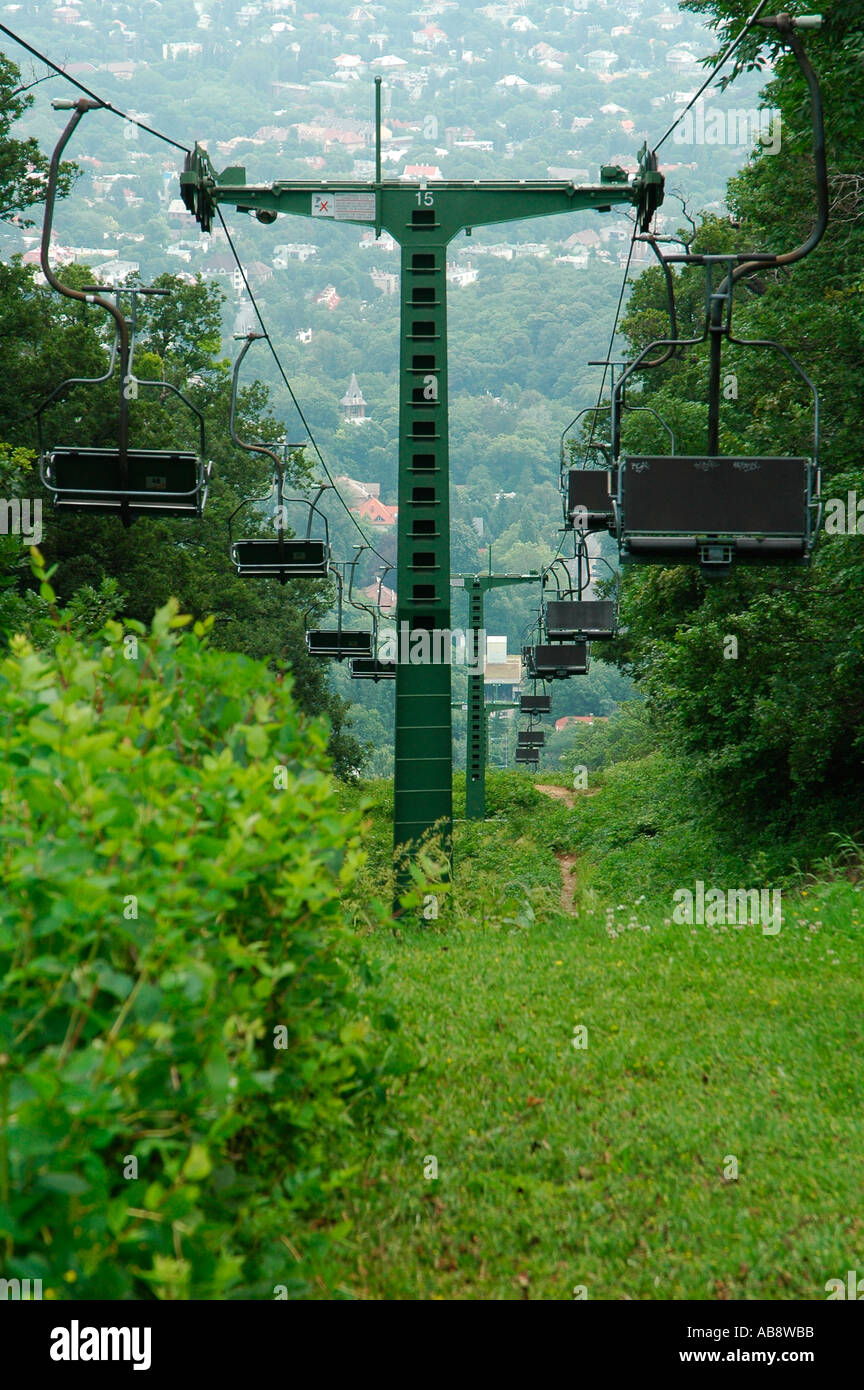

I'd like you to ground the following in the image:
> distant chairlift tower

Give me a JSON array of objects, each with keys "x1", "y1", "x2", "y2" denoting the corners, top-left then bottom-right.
[{"x1": 180, "y1": 80, "x2": 664, "y2": 876}]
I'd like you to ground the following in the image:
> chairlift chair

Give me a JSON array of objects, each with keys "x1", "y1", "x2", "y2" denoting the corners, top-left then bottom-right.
[
  {"x1": 228, "y1": 334, "x2": 332, "y2": 580},
  {"x1": 37, "y1": 100, "x2": 211, "y2": 526},
  {"x1": 615, "y1": 454, "x2": 816, "y2": 573},
  {"x1": 519, "y1": 693, "x2": 551, "y2": 714},
  {"x1": 307, "y1": 629, "x2": 375, "y2": 658},
  {"x1": 523, "y1": 643, "x2": 590, "y2": 679},
  {"x1": 546, "y1": 598, "x2": 618, "y2": 641},
  {"x1": 567, "y1": 463, "x2": 616, "y2": 532},
  {"x1": 541, "y1": 549, "x2": 618, "y2": 643},
  {"x1": 515, "y1": 746, "x2": 540, "y2": 766},
  {"x1": 349, "y1": 657, "x2": 396, "y2": 681},
  {"x1": 610, "y1": 13, "x2": 826, "y2": 576},
  {"x1": 561, "y1": 401, "x2": 674, "y2": 533},
  {"x1": 348, "y1": 566, "x2": 396, "y2": 678},
  {"x1": 305, "y1": 549, "x2": 376, "y2": 661}
]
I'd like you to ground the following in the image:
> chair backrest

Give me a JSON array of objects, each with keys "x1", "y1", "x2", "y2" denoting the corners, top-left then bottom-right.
[
  {"x1": 567, "y1": 468, "x2": 616, "y2": 528},
  {"x1": 546, "y1": 599, "x2": 617, "y2": 640},
  {"x1": 618, "y1": 456, "x2": 810, "y2": 536},
  {"x1": 306, "y1": 630, "x2": 374, "y2": 657},
  {"x1": 45, "y1": 448, "x2": 208, "y2": 516},
  {"x1": 232, "y1": 538, "x2": 329, "y2": 574},
  {"x1": 531, "y1": 644, "x2": 590, "y2": 675}
]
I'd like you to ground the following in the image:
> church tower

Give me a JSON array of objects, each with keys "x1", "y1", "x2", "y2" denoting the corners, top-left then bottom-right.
[{"x1": 341, "y1": 371, "x2": 367, "y2": 423}]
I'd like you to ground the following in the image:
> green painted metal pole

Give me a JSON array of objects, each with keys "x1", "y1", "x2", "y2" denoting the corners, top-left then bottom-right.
[
  {"x1": 461, "y1": 572, "x2": 540, "y2": 820},
  {"x1": 465, "y1": 579, "x2": 485, "y2": 819},
  {"x1": 176, "y1": 105, "x2": 662, "y2": 886},
  {"x1": 393, "y1": 233, "x2": 453, "y2": 870}
]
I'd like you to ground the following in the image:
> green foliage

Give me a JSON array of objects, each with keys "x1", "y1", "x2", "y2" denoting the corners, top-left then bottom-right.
[
  {"x1": 0, "y1": 55, "x2": 75, "y2": 225},
  {"x1": 560, "y1": 700, "x2": 659, "y2": 775},
  {"x1": 309, "y1": 760, "x2": 864, "y2": 1301},
  {"x1": 0, "y1": 569, "x2": 411, "y2": 1298},
  {"x1": 605, "y1": 0, "x2": 864, "y2": 811}
]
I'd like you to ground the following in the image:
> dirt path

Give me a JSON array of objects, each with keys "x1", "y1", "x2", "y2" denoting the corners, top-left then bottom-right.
[
  {"x1": 535, "y1": 783, "x2": 575, "y2": 807},
  {"x1": 535, "y1": 784, "x2": 582, "y2": 910},
  {"x1": 556, "y1": 852, "x2": 579, "y2": 912}
]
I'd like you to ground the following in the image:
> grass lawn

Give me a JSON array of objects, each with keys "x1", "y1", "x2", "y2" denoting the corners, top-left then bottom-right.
[{"x1": 312, "y1": 766, "x2": 864, "y2": 1300}]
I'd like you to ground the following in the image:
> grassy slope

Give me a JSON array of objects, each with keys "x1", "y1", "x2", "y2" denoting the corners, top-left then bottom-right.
[{"x1": 314, "y1": 764, "x2": 864, "y2": 1301}]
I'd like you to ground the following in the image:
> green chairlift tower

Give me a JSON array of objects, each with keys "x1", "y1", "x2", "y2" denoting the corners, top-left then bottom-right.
[
  {"x1": 455, "y1": 570, "x2": 541, "y2": 820},
  {"x1": 180, "y1": 81, "x2": 663, "y2": 870}
]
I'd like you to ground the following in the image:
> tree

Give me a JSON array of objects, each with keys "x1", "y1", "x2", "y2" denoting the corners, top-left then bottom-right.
[{"x1": 0, "y1": 55, "x2": 75, "y2": 224}]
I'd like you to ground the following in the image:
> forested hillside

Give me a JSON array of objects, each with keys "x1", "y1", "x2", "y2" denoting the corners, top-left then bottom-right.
[
  {"x1": 0, "y1": 0, "x2": 768, "y2": 771},
  {"x1": 1, "y1": 0, "x2": 863, "y2": 1324}
]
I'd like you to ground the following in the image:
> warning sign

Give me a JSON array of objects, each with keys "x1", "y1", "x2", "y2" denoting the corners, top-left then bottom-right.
[{"x1": 334, "y1": 192, "x2": 376, "y2": 221}]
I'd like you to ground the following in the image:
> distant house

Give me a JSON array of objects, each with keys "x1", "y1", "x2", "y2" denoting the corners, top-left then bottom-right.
[
  {"x1": 666, "y1": 44, "x2": 703, "y2": 72},
  {"x1": 352, "y1": 497, "x2": 398, "y2": 526},
  {"x1": 370, "y1": 268, "x2": 398, "y2": 295},
  {"x1": 529, "y1": 42, "x2": 566, "y2": 64},
  {"x1": 563, "y1": 228, "x2": 602, "y2": 251},
  {"x1": 273, "y1": 242, "x2": 318, "y2": 264},
  {"x1": 360, "y1": 229, "x2": 398, "y2": 252},
  {"x1": 92, "y1": 258, "x2": 139, "y2": 282},
  {"x1": 244, "y1": 260, "x2": 274, "y2": 285},
  {"x1": 446, "y1": 261, "x2": 478, "y2": 287},
  {"x1": 370, "y1": 54, "x2": 408, "y2": 70},
  {"x1": 361, "y1": 581, "x2": 396, "y2": 612},
  {"x1": 401, "y1": 163, "x2": 444, "y2": 180},
  {"x1": 162, "y1": 42, "x2": 202, "y2": 60},
  {"x1": 554, "y1": 715, "x2": 608, "y2": 732},
  {"x1": 412, "y1": 23, "x2": 447, "y2": 47},
  {"x1": 314, "y1": 284, "x2": 340, "y2": 310},
  {"x1": 334, "y1": 475, "x2": 380, "y2": 505}
]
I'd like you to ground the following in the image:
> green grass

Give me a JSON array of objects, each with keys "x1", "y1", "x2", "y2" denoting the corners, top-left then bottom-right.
[{"x1": 307, "y1": 766, "x2": 864, "y2": 1300}]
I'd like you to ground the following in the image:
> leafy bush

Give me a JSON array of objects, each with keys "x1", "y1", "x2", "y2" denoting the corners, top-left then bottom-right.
[{"x1": 0, "y1": 560, "x2": 410, "y2": 1298}]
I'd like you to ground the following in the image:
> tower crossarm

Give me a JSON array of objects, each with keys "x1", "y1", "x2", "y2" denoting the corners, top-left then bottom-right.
[{"x1": 181, "y1": 146, "x2": 663, "y2": 240}]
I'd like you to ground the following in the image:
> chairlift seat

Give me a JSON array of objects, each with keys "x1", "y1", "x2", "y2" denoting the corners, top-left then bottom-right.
[
  {"x1": 231, "y1": 537, "x2": 330, "y2": 577},
  {"x1": 546, "y1": 599, "x2": 617, "y2": 641},
  {"x1": 524, "y1": 643, "x2": 590, "y2": 679},
  {"x1": 349, "y1": 657, "x2": 396, "y2": 681},
  {"x1": 43, "y1": 447, "x2": 210, "y2": 517},
  {"x1": 567, "y1": 468, "x2": 616, "y2": 531},
  {"x1": 616, "y1": 455, "x2": 815, "y2": 569},
  {"x1": 515, "y1": 747, "x2": 539, "y2": 765},
  {"x1": 517, "y1": 731, "x2": 545, "y2": 748},
  {"x1": 519, "y1": 694, "x2": 551, "y2": 714},
  {"x1": 306, "y1": 629, "x2": 375, "y2": 660}
]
